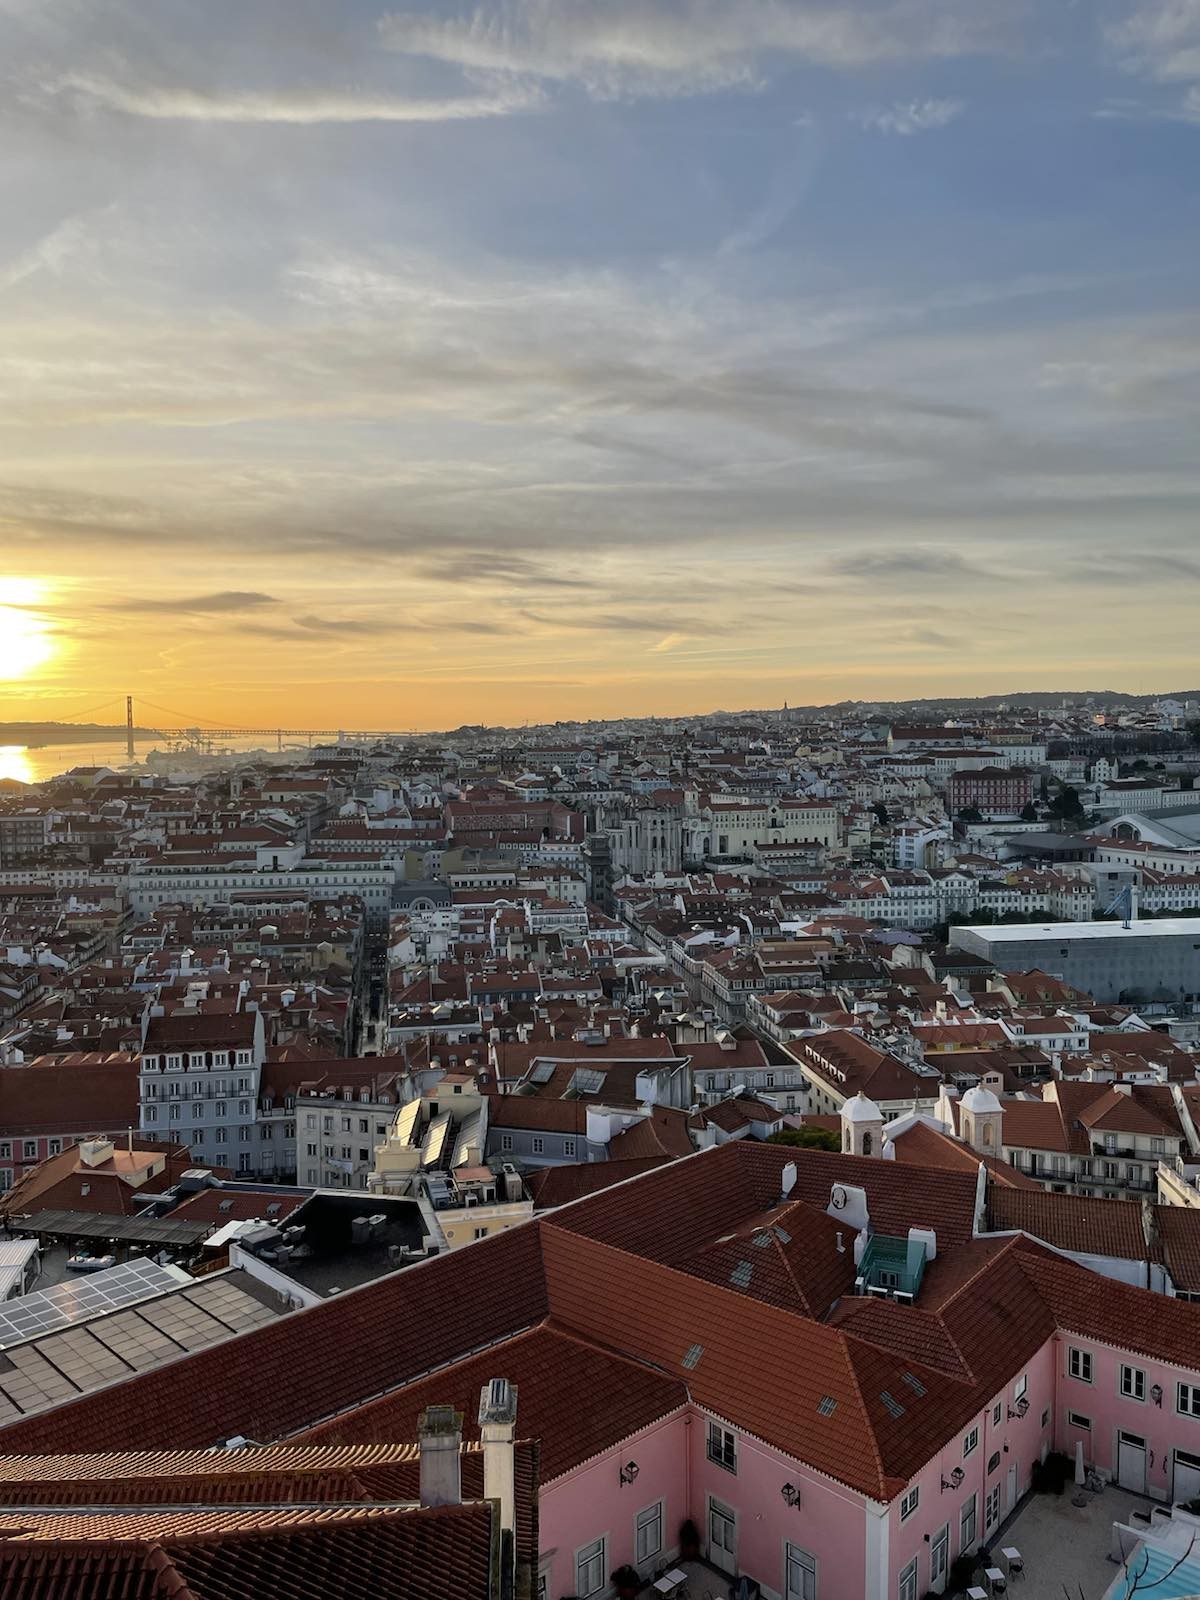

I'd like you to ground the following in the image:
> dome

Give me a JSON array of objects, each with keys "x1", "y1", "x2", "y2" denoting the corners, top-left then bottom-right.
[
  {"x1": 961, "y1": 1085, "x2": 1002, "y2": 1115},
  {"x1": 842, "y1": 1091, "x2": 883, "y2": 1124}
]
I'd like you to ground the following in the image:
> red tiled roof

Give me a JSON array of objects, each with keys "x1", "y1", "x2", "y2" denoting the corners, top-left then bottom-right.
[
  {"x1": 298, "y1": 1323, "x2": 685, "y2": 1483},
  {"x1": 526, "y1": 1158, "x2": 672, "y2": 1210},
  {"x1": 0, "y1": 1222, "x2": 549, "y2": 1455},
  {"x1": 988, "y1": 1187, "x2": 1151, "y2": 1260}
]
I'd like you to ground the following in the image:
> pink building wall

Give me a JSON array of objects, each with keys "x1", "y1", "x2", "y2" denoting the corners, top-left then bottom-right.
[
  {"x1": 889, "y1": 1340, "x2": 1056, "y2": 1595},
  {"x1": 1053, "y1": 1332, "x2": 1200, "y2": 1504},
  {"x1": 688, "y1": 1409, "x2": 869, "y2": 1600},
  {"x1": 537, "y1": 1329, "x2": 1200, "y2": 1599},
  {"x1": 540, "y1": 1412, "x2": 690, "y2": 1600}
]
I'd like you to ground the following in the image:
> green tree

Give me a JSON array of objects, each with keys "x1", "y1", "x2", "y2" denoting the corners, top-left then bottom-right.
[
  {"x1": 873, "y1": 802, "x2": 889, "y2": 826},
  {"x1": 957, "y1": 806, "x2": 984, "y2": 824},
  {"x1": 766, "y1": 1126, "x2": 841, "y2": 1152},
  {"x1": 1048, "y1": 785, "x2": 1084, "y2": 820},
  {"x1": 1019, "y1": 801, "x2": 1038, "y2": 822}
]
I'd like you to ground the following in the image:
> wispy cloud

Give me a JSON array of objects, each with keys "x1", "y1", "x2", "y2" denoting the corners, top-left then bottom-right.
[
  {"x1": 101, "y1": 591, "x2": 279, "y2": 614},
  {"x1": 855, "y1": 97, "x2": 965, "y2": 134},
  {"x1": 380, "y1": 0, "x2": 1016, "y2": 101},
  {"x1": 48, "y1": 72, "x2": 544, "y2": 124}
]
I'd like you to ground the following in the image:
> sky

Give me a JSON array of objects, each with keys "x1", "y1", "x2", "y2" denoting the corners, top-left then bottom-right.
[{"x1": 1, "y1": 0, "x2": 1199, "y2": 729}]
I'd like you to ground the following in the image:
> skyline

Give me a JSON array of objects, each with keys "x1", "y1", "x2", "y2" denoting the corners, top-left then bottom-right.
[{"x1": 2, "y1": 0, "x2": 1200, "y2": 724}]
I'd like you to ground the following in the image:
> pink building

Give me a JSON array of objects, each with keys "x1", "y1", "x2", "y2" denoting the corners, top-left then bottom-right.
[{"x1": 5, "y1": 1136, "x2": 1200, "y2": 1600}]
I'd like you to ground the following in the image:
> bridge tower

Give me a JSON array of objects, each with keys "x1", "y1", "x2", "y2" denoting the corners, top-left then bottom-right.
[{"x1": 126, "y1": 695, "x2": 135, "y2": 761}]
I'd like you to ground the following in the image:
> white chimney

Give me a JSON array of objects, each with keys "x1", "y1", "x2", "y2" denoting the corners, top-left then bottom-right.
[
  {"x1": 418, "y1": 1405, "x2": 463, "y2": 1508},
  {"x1": 781, "y1": 1160, "x2": 797, "y2": 1199},
  {"x1": 478, "y1": 1379, "x2": 518, "y2": 1540}
]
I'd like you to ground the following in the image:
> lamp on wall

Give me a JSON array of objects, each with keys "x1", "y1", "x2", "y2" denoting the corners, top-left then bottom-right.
[
  {"x1": 780, "y1": 1484, "x2": 801, "y2": 1508},
  {"x1": 1151, "y1": 1384, "x2": 1163, "y2": 1408},
  {"x1": 941, "y1": 1468, "x2": 965, "y2": 1492},
  {"x1": 1008, "y1": 1398, "x2": 1030, "y2": 1420},
  {"x1": 619, "y1": 1462, "x2": 640, "y2": 1486}
]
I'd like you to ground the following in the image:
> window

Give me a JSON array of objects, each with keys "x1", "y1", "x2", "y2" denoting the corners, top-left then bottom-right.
[
  {"x1": 960, "y1": 1494, "x2": 977, "y2": 1553},
  {"x1": 898, "y1": 1558, "x2": 918, "y2": 1600},
  {"x1": 1014, "y1": 1375, "x2": 1028, "y2": 1401},
  {"x1": 1121, "y1": 1366, "x2": 1146, "y2": 1402},
  {"x1": 306, "y1": 1143, "x2": 318, "y2": 1158},
  {"x1": 563, "y1": 1138, "x2": 576, "y2": 1158},
  {"x1": 1152, "y1": 1137, "x2": 1165, "y2": 1156},
  {"x1": 1069, "y1": 1348, "x2": 1093, "y2": 1384},
  {"x1": 575, "y1": 1538, "x2": 605, "y2": 1599},
  {"x1": 532, "y1": 1137, "x2": 545, "y2": 1155},
  {"x1": 785, "y1": 1545, "x2": 816, "y2": 1600},
  {"x1": 48, "y1": 1139, "x2": 60, "y2": 1155},
  {"x1": 500, "y1": 1134, "x2": 513, "y2": 1152},
  {"x1": 900, "y1": 1486, "x2": 919, "y2": 1522},
  {"x1": 215, "y1": 1128, "x2": 228, "y2": 1144},
  {"x1": 636, "y1": 1503, "x2": 663, "y2": 1564},
  {"x1": 0, "y1": 1144, "x2": 9, "y2": 1161},
  {"x1": 707, "y1": 1422, "x2": 737, "y2": 1473},
  {"x1": 473, "y1": 1226, "x2": 488, "y2": 1240},
  {"x1": 963, "y1": 1426, "x2": 979, "y2": 1459},
  {"x1": 985, "y1": 1485, "x2": 1001, "y2": 1534},
  {"x1": 992, "y1": 1402, "x2": 1002, "y2": 1426},
  {"x1": 144, "y1": 1105, "x2": 157, "y2": 1124},
  {"x1": 22, "y1": 1140, "x2": 36, "y2": 1161},
  {"x1": 1178, "y1": 1384, "x2": 1200, "y2": 1419},
  {"x1": 988, "y1": 1451, "x2": 1001, "y2": 1475}
]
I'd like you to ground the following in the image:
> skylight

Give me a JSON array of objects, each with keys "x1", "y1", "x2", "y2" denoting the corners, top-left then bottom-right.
[
  {"x1": 880, "y1": 1391, "x2": 905, "y2": 1418},
  {"x1": 681, "y1": 1343, "x2": 704, "y2": 1370},
  {"x1": 901, "y1": 1371, "x2": 927, "y2": 1396},
  {"x1": 817, "y1": 1395, "x2": 837, "y2": 1417}
]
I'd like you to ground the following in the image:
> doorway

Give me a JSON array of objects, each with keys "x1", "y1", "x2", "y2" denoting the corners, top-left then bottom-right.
[
  {"x1": 708, "y1": 1497, "x2": 737, "y2": 1576},
  {"x1": 1118, "y1": 1432, "x2": 1147, "y2": 1496}
]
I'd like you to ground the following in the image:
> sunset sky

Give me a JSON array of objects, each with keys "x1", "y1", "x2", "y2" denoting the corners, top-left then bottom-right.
[{"x1": 2, "y1": 0, "x2": 1199, "y2": 728}]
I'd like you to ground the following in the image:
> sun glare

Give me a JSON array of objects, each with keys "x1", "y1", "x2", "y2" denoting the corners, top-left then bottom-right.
[{"x1": 0, "y1": 577, "x2": 55, "y2": 682}]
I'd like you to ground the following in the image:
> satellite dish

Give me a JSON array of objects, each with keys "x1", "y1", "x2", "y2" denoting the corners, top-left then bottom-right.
[{"x1": 830, "y1": 1184, "x2": 848, "y2": 1210}]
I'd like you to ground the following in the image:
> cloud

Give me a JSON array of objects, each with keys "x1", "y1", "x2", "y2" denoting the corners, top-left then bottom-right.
[
  {"x1": 856, "y1": 97, "x2": 965, "y2": 134},
  {"x1": 101, "y1": 590, "x2": 279, "y2": 614},
  {"x1": 47, "y1": 72, "x2": 544, "y2": 125},
  {"x1": 1102, "y1": 0, "x2": 1200, "y2": 118},
  {"x1": 379, "y1": 0, "x2": 1017, "y2": 101},
  {"x1": 649, "y1": 632, "x2": 688, "y2": 652},
  {"x1": 823, "y1": 548, "x2": 997, "y2": 583}
]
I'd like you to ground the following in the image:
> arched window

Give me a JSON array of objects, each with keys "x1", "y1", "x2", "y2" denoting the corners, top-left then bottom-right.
[{"x1": 862, "y1": 1132, "x2": 873, "y2": 1157}]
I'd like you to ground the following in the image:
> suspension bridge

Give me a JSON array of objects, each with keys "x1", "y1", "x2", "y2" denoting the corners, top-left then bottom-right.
[{"x1": 36, "y1": 696, "x2": 428, "y2": 758}]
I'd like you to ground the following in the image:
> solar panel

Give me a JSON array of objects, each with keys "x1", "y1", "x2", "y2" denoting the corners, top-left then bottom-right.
[{"x1": 0, "y1": 1260, "x2": 189, "y2": 1350}]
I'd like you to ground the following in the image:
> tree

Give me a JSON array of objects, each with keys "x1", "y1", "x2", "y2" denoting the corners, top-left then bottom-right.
[
  {"x1": 1020, "y1": 801, "x2": 1038, "y2": 822},
  {"x1": 957, "y1": 805, "x2": 984, "y2": 824},
  {"x1": 1048, "y1": 785, "x2": 1084, "y2": 820},
  {"x1": 767, "y1": 1126, "x2": 840, "y2": 1152},
  {"x1": 873, "y1": 802, "x2": 889, "y2": 826}
]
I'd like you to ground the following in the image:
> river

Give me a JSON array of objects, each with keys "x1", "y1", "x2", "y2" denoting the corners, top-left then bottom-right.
[{"x1": 0, "y1": 737, "x2": 311, "y2": 786}]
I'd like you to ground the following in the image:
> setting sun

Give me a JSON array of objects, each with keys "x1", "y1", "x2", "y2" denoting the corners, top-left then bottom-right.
[{"x1": 0, "y1": 578, "x2": 55, "y2": 682}]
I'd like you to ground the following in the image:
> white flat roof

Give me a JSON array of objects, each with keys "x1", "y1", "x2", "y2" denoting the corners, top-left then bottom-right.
[{"x1": 953, "y1": 918, "x2": 1200, "y2": 943}]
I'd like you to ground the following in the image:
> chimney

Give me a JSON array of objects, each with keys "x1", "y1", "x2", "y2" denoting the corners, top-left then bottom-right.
[
  {"x1": 479, "y1": 1378, "x2": 518, "y2": 1539},
  {"x1": 781, "y1": 1160, "x2": 797, "y2": 1199},
  {"x1": 418, "y1": 1404, "x2": 463, "y2": 1508}
]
